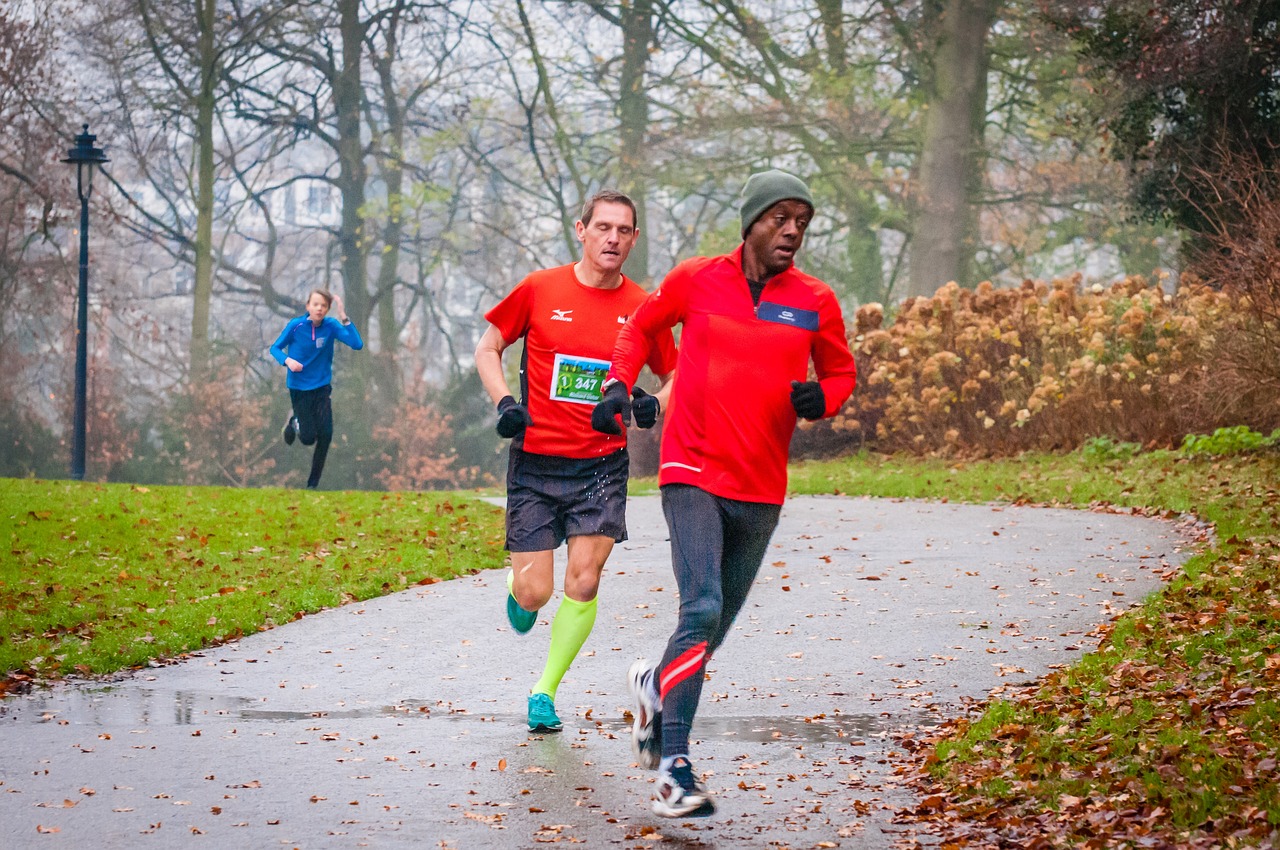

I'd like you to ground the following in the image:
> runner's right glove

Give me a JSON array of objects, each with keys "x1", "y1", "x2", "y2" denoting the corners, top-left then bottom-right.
[
  {"x1": 631, "y1": 386, "x2": 660, "y2": 429},
  {"x1": 591, "y1": 381, "x2": 631, "y2": 435},
  {"x1": 790, "y1": 380, "x2": 826, "y2": 420},
  {"x1": 495, "y1": 395, "x2": 533, "y2": 438}
]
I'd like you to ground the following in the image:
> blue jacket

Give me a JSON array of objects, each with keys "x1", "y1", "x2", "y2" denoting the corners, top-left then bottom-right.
[{"x1": 270, "y1": 315, "x2": 364, "y2": 390}]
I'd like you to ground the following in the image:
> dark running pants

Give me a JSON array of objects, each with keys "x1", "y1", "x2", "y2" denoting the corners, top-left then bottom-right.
[
  {"x1": 656, "y1": 483, "x2": 782, "y2": 759},
  {"x1": 289, "y1": 384, "x2": 333, "y2": 489}
]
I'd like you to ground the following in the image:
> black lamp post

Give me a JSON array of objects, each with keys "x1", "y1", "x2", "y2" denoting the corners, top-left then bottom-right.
[{"x1": 62, "y1": 124, "x2": 108, "y2": 481}]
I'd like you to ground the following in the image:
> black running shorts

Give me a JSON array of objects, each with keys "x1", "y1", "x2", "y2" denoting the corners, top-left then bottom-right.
[{"x1": 504, "y1": 447, "x2": 629, "y2": 552}]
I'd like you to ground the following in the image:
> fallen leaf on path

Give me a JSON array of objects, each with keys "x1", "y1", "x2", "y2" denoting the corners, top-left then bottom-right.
[{"x1": 464, "y1": 811, "x2": 504, "y2": 824}]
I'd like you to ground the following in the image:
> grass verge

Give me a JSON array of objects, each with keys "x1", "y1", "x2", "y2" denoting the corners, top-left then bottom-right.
[
  {"x1": 0, "y1": 480, "x2": 505, "y2": 692},
  {"x1": 790, "y1": 449, "x2": 1280, "y2": 846}
]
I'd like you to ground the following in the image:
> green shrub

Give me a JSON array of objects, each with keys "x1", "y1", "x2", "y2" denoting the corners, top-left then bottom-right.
[
  {"x1": 1079, "y1": 435, "x2": 1142, "y2": 462},
  {"x1": 1178, "y1": 425, "x2": 1280, "y2": 457}
]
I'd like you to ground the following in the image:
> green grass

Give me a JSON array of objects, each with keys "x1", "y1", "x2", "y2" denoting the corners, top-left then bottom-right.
[
  {"x1": 790, "y1": 448, "x2": 1280, "y2": 842},
  {"x1": 0, "y1": 480, "x2": 505, "y2": 685}
]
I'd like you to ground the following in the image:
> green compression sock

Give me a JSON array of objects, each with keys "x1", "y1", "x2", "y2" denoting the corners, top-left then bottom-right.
[{"x1": 532, "y1": 595, "x2": 598, "y2": 699}]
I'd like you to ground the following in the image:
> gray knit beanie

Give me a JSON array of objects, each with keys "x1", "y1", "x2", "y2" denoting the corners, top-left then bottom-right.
[{"x1": 740, "y1": 169, "x2": 814, "y2": 238}]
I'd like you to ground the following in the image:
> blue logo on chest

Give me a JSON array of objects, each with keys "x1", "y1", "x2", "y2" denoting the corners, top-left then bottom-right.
[{"x1": 757, "y1": 301, "x2": 819, "y2": 331}]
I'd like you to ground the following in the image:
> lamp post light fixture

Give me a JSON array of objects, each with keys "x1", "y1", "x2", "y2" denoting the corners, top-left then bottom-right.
[{"x1": 61, "y1": 124, "x2": 109, "y2": 481}]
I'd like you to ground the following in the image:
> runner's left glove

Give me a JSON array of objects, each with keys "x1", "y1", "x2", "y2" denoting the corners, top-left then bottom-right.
[
  {"x1": 591, "y1": 381, "x2": 631, "y2": 435},
  {"x1": 631, "y1": 386, "x2": 660, "y2": 429},
  {"x1": 496, "y1": 395, "x2": 533, "y2": 438},
  {"x1": 790, "y1": 380, "x2": 826, "y2": 420}
]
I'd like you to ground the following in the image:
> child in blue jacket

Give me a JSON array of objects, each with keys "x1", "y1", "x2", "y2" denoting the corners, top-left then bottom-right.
[{"x1": 269, "y1": 289, "x2": 364, "y2": 489}]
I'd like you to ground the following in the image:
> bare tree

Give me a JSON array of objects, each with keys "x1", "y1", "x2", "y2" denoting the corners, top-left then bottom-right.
[
  {"x1": 0, "y1": 0, "x2": 75, "y2": 472},
  {"x1": 654, "y1": 0, "x2": 916, "y2": 303},
  {"x1": 234, "y1": 2, "x2": 481, "y2": 396},
  {"x1": 88, "y1": 0, "x2": 289, "y2": 379},
  {"x1": 562, "y1": 0, "x2": 661, "y2": 282},
  {"x1": 907, "y1": 0, "x2": 1000, "y2": 297}
]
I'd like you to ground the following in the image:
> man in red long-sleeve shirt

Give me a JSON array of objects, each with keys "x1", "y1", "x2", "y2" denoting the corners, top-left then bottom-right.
[{"x1": 593, "y1": 169, "x2": 856, "y2": 818}]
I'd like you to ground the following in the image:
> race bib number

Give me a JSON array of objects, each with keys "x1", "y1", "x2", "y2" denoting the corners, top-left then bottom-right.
[{"x1": 550, "y1": 353, "x2": 611, "y2": 405}]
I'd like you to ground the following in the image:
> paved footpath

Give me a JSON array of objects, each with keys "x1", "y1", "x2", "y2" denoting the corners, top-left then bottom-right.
[{"x1": 0, "y1": 495, "x2": 1192, "y2": 849}]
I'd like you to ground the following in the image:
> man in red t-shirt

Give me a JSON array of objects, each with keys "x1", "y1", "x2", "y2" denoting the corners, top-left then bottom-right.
[
  {"x1": 594, "y1": 170, "x2": 857, "y2": 818},
  {"x1": 475, "y1": 190, "x2": 677, "y2": 734}
]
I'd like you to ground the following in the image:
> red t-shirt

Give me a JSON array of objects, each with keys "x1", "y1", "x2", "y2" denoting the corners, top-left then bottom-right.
[
  {"x1": 607, "y1": 247, "x2": 856, "y2": 503},
  {"x1": 485, "y1": 264, "x2": 678, "y2": 459}
]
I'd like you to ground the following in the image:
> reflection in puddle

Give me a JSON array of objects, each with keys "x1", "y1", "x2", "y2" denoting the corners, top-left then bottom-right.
[{"x1": 2, "y1": 686, "x2": 937, "y2": 744}]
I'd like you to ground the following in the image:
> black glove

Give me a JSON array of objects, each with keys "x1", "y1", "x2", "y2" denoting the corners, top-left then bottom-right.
[
  {"x1": 591, "y1": 381, "x2": 632, "y2": 435},
  {"x1": 631, "y1": 386, "x2": 660, "y2": 429},
  {"x1": 790, "y1": 380, "x2": 825, "y2": 420},
  {"x1": 495, "y1": 395, "x2": 532, "y2": 438}
]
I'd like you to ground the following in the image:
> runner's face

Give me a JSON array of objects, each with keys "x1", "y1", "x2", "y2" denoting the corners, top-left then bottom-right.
[
  {"x1": 307, "y1": 294, "x2": 330, "y2": 325},
  {"x1": 744, "y1": 200, "x2": 812, "y2": 277},
  {"x1": 576, "y1": 201, "x2": 638, "y2": 275}
]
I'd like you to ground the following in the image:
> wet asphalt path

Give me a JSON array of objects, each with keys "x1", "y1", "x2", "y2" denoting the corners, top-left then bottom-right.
[{"x1": 0, "y1": 495, "x2": 1191, "y2": 849}]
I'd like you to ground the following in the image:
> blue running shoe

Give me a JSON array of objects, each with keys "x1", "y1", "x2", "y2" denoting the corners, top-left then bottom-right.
[
  {"x1": 527, "y1": 693, "x2": 562, "y2": 732},
  {"x1": 506, "y1": 570, "x2": 537, "y2": 634}
]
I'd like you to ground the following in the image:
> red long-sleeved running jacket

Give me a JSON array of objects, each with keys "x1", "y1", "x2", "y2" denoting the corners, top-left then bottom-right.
[{"x1": 608, "y1": 246, "x2": 856, "y2": 504}]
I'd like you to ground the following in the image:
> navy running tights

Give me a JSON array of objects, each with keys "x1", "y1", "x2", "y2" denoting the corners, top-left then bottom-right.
[
  {"x1": 290, "y1": 384, "x2": 333, "y2": 488},
  {"x1": 656, "y1": 483, "x2": 781, "y2": 758}
]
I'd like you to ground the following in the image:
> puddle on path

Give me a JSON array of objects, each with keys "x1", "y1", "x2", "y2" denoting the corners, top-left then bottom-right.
[{"x1": 2, "y1": 686, "x2": 939, "y2": 744}]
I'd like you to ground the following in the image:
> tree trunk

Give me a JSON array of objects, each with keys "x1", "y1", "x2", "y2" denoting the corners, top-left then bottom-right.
[
  {"x1": 815, "y1": 0, "x2": 847, "y2": 75},
  {"x1": 371, "y1": 15, "x2": 405, "y2": 408},
  {"x1": 617, "y1": 0, "x2": 653, "y2": 284},
  {"x1": 332, "y1": 0, "x2": 378, "y2": 489},
  {"x1": 819, "y1": 170, "x2": 886, "y2": 304},
  {"x1": 190, "y1": 0, "x2": 217, "y2": 378},
  {"x1": 371, "y1": 163, "x2": 403, "y2": 408},
  {"x1": 843, "y1": 195, "x2": 885, "y2": 303},
  {"x1": 908, "y1": 0, "x2": 997, "y2": 298},
  {"x1": 335, "y1": 0, "x2": 369, "y2": 327}
]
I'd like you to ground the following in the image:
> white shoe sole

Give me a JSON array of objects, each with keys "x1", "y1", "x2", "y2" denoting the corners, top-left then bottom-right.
[
  {"x1": 651, "y1": 796, "x2": 715, "y2": 818},
  {"x1": 627, "y1": 659, "x2": 661, "y2": 769}
]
